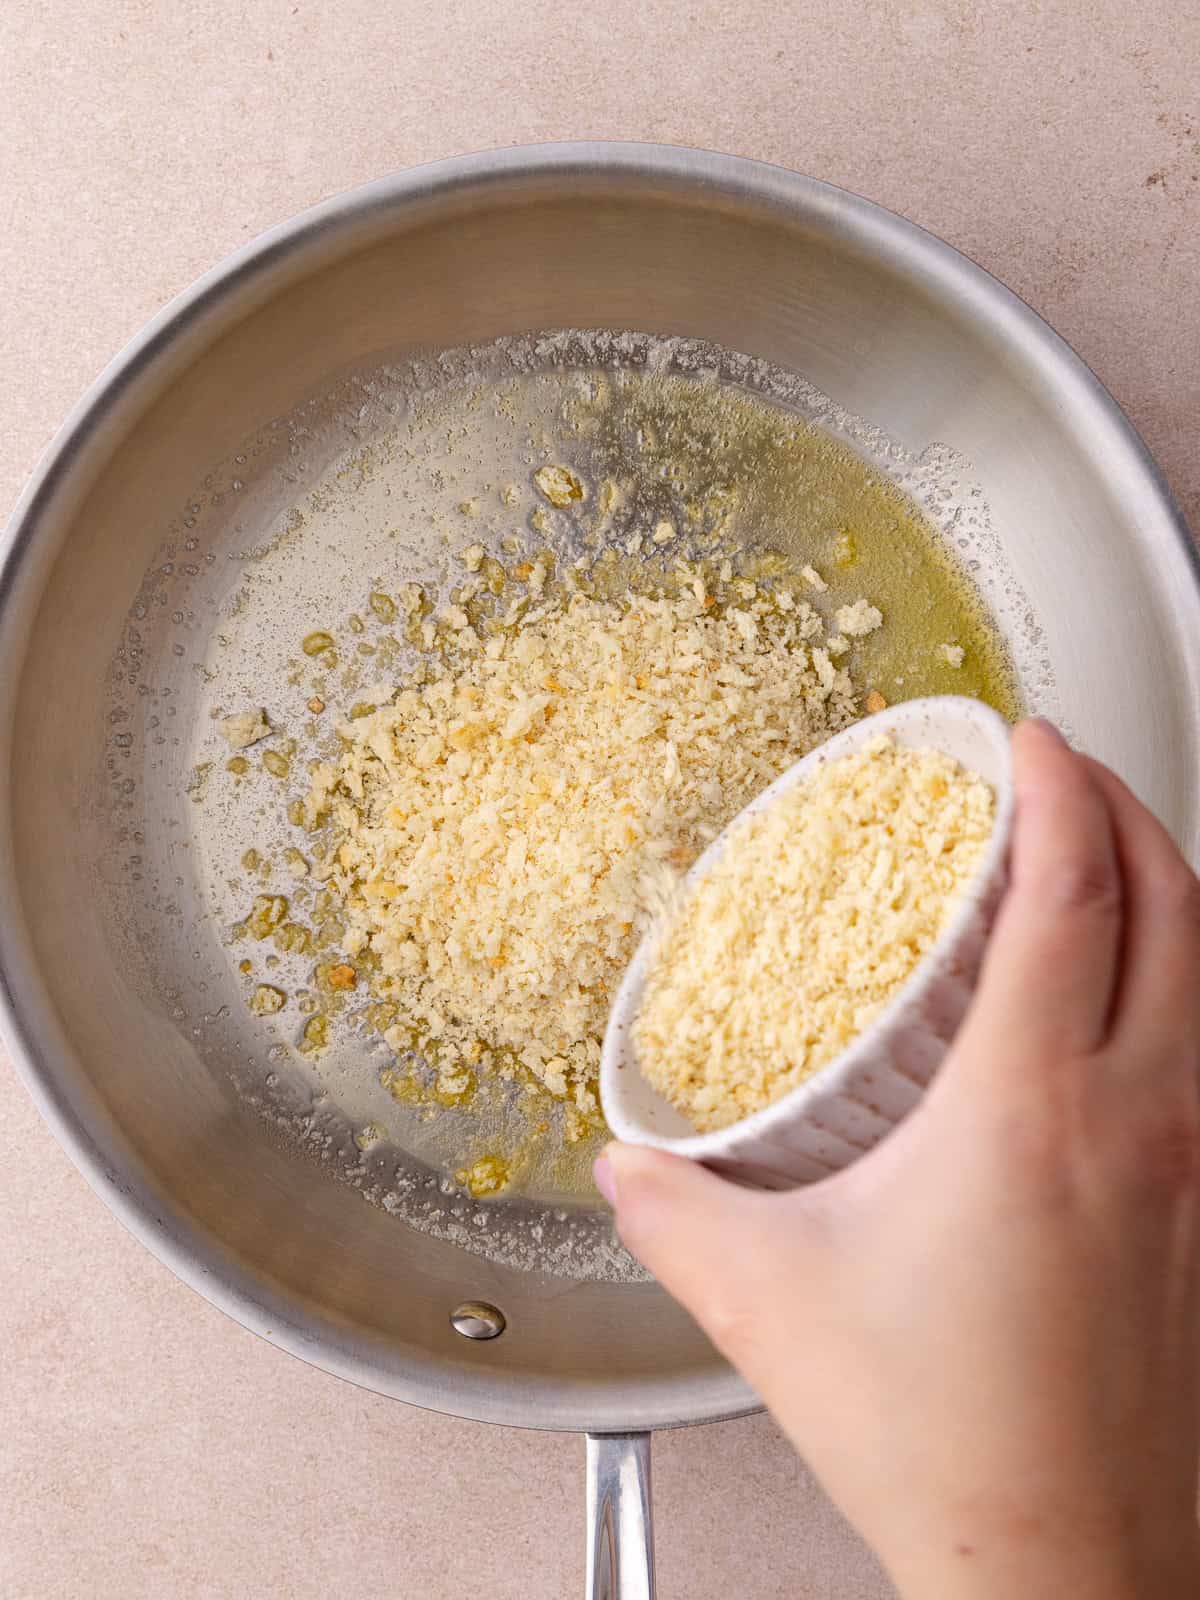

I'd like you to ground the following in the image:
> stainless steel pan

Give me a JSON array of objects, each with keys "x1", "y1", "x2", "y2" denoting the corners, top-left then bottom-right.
[{"x1": 2, "y1": 144, "x2": 1198, "y2": 1597}]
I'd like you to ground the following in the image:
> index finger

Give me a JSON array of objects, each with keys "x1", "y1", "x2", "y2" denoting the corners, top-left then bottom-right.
[{"x1": 959, "y1": 720, "x2": 1124, "y2": 1063}]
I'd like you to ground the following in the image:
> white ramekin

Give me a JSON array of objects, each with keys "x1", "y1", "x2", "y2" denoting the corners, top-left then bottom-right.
[{"x1": 600, "y1": 695, "x2": 1015, "y2": 1188}]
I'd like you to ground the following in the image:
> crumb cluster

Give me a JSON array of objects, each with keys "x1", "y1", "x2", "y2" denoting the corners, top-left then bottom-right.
[
  {"x1": 634, "y1": 736, "x2": 995, "y2": 1131},
  {"x1": 302, "y1": 551, "x2": 884, "y2": 1130}
]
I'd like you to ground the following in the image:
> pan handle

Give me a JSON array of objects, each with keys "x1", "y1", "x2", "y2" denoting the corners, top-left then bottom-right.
[{"x1": 585, "y1": 1432, "x2": 656, "y2": 1599}]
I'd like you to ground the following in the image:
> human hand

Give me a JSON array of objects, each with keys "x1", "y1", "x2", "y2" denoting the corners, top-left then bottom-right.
[{"x1": 596, "y1": 721, "x2": 1200, "y2": 1599}]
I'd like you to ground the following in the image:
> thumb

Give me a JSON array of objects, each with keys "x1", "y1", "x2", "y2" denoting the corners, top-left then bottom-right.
[{"x1": 596, "y1": 1143, "x2": 805, "y2": 1364}]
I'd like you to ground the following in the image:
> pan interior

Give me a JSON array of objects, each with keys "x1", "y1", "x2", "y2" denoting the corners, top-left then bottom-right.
[{"x1": 96, "y1": 329, "x2": 1045, "y2": 1282}]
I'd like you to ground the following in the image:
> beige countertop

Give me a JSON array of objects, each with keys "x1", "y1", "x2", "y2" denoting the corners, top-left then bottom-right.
[{"x1": 1, "y1": 3, "x2": 1196, "y2": 1596}]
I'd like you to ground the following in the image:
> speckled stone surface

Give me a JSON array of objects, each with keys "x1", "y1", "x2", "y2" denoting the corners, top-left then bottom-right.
[{"x1": 1, "y1": 4, "x2": 1196, "y2": 1596}]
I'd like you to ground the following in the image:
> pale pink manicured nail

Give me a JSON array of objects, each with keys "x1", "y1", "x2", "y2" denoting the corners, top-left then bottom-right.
[
  {"x1": 1029, "y1": 716, "x2": 1068, "y2": 746},
  {"x1": 593, "y1": 1154, "x2": 618, "y2": 1208}
]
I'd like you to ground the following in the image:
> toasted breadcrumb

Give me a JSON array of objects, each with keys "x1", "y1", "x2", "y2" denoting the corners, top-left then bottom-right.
[
  {"x1": 220, "y1": 708, "x2": 271, "y2": 749},
  {"x1": 248, "y1": 983, "x2": 286, "y2": 1016},
  {"x1": 533, "y1": 464, "x2": 584, "y2": 507},
  {"x1": 633, "y1": 737, "x2": 995, "y2": 1131},
  {"x1": 834, "y1": 598, "x2": 883, "y2": 638}
]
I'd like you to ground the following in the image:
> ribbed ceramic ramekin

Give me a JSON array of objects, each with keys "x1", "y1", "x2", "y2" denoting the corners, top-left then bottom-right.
[{"x1": 601, "y1": 696, "x2": 1015, "y2": 1188}]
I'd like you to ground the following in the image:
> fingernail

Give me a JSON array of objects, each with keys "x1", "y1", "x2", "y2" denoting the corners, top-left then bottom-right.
[
  {"x1": 1029, "y1": 716, "x2": 1068, "y2": 747},
  {"x1": 593, "y1": 1153, "x2": 618, "y2": 1208}
]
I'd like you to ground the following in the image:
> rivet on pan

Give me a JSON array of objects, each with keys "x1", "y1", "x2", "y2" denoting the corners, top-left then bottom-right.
[{"x1": 450, "y1": 1300, "x2": 506, "y2": 1340}]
